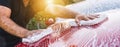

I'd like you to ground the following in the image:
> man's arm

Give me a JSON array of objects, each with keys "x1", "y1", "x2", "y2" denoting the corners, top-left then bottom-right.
[
  {"x1": 0, "y1": 6, "x2": 29, "y2": 38},
  {"x1": 45, "y1": 5, "x2": 81, "y2": 18}
]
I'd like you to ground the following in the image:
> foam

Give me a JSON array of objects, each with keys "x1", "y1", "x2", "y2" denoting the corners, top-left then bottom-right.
[{"x1": 66, "y1": 0, "x2": 120, "y2": 14}]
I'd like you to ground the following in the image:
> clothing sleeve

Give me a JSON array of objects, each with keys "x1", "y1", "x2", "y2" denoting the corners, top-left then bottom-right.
[{"x1": 0, "y1": 0, "x2": 11, "y2": 9}]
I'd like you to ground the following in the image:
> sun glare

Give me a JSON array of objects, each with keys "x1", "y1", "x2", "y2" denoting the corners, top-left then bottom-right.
[{"x1": 46, "y1": 0, "x2": 54, "y2": 5}]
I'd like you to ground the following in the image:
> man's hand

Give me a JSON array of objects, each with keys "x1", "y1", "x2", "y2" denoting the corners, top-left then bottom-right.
[
  {"x1": 48, "y1": 22, "x2": 71, "y2": 37},
  {"x1": 75, "y1": 14, "x2": 99, "y2": 26}
]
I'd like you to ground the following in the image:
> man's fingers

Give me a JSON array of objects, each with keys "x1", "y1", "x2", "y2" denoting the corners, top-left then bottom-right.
[
  {"x1": 75, "y1": 14, "x2": 100, "y2": 26},
  {"x1": 87, "y1": 14, "x2": 100, "y2": 20},
  {"x1": 75, "y1": 16, "x2": 80, "y2": 26},
  {"x1": 51, "y1": 23, "x2": 61, "y2": 32},
  {"x1": 75, "y1": 15, "x2": 85, "y2": 26},
  {"x1": 90, "y1": 14, "x2": 100, "y2": 17},
  {"x1": 89, "y1": 14, "x2": 100, "y2": 18},
  {"x1": 83, "y1": 16, "x2": 91, "y2": 21},
  {"x1": 87, "y1": 16, "x2": 96, "y2": 20},
  {"x1": 50, "y1": 22, "x2": 71, "y2": 33}
]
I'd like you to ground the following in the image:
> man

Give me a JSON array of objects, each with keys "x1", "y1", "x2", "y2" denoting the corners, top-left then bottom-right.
[
  {"x1": 0, "y1": 0, "x2": 37, "y2": 47},
  {"x1": 0, "y1": 0, "x2": 96, "y2": 47}
]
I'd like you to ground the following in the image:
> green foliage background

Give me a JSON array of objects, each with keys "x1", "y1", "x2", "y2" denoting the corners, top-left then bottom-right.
[{"x1": 26, "y1": 12, "x2": 56, "y2": 30}]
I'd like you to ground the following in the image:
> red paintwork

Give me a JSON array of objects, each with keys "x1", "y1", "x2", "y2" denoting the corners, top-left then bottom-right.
[{"x1": 16, "y1": 10, "x2": 120, "y2": 47}]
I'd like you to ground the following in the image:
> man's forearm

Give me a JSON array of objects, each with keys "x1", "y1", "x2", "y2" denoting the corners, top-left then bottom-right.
[
  {"x1": 46, "y1": 5, "x2": 80, "y2": 18},
  {"x1": 0, "y1": 6, "x2": 29, "y2": 38},
  {"x1": 0, "y1": 16, "x2": 29, "y2": 38}
]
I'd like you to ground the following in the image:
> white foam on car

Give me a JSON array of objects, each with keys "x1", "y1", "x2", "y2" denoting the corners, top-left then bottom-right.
[{"x1": 66, "y1": 0, "x2": 120, "y2": 15}]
